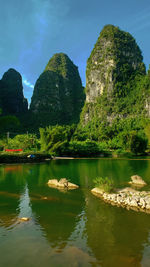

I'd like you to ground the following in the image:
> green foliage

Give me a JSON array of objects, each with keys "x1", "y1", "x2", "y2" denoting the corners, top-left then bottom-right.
[
  {"x1": 1, "y1": 25, "x2": 150, "y2": 157},
  {"x1": 144, "y1": 123, "x2": 150, "y2": 147},
  {"x1": 68, "y1": 140, "x2": 100, "y2": 157},
  {"x1": 4, "y1": 134, "x2": 40, "y2": 151},
  {"x1": 39, "y1": 125, "x2": 76, "y2": 153},
  {"x1": 0, "y1": 139, "x2": 7, "y2": 151},
  {"x1": 50, "y1": 140, "x2": 69, "y2": 155},
  {"x1": 79, "y1": 24, "x2": 150, "y2": 152},
  {"x1": 129, "y1": 131, "x2": 148, "y2": 154},
  {"x1": 0, "y1": 115, "x2": 20, "y2": 133},
  {"x1": 30, "y1": 53, "x2": 85, "y2": 128},
  {"x1": 39, "y1": 125, "x2": 107, "y2": 156},
  {"x1": 93, "y1": 177, "x2": 114, "y2": 193}
]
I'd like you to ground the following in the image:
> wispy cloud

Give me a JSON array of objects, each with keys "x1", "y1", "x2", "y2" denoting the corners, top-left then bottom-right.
[{"x1": 23, "y1": 78, "x2": 34, "y2": 89}]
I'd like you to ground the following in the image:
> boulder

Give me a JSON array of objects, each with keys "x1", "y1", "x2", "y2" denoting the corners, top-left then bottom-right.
[
  {"x1": 129, "y1": 175, "x2": 147, "y2": 186},
  {"x1": 47, "y1": 179, "x2": 59, "y2": 187},
  {"x1": 117, "y1": 187, "x2": 137, "y2": 194},
  {"x1": 67, "y1": 182, "x2": 79, "y2": 189},
  {"x1": 91, "y1": 187, "x2": 104, "y2": 195},
  {"x1": 47, "y1": 178, "x2": 79, "y2": 190},
  {"x1": 59, "y1": 178, "x2": 68, "y2": 187},
  {"x1": 130, "y1": 199, "x2": 138, "y2": 208},
  {"x1": 146, "y1": 204, "x2": 150, "y2": 210}
]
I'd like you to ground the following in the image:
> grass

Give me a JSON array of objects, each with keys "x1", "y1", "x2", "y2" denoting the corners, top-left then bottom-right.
[{"x1": 93, "y1": 177, "x2": 115, "y2": 193}]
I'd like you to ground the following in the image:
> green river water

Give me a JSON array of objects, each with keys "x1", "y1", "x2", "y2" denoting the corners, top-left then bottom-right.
[{"x1": 0, "y1": 158, "x2": 150, "y2": 267}]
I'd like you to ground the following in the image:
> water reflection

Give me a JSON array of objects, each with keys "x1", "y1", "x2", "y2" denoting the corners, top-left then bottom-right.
[
  {"x1": 84, "y1": 191, "x2": 150, "y2": 267},
  {"x1": 0, "y1": 164, "x2": 26, "y2": 227},
  {"x1": 1, "y1": 159, "x2": 150, "y2": 266}
]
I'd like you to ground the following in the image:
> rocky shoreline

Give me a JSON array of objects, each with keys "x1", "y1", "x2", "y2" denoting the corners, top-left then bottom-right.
[
  {"x1": 91, "y1": 175, "x2": 150, "y2": 213},
  {"x1": 91, "y1": 187, "x2": 150, "y2": 213}
]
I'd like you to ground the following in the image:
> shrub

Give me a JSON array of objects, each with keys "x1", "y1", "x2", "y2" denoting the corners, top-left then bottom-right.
[
  {"x1": 107, "y1": 138, "x2": 122, "y2": 150},
  {"x1": 129, "y1": 131, "x2": 148, "y2": 154},
  {"x1": 50, "y1": 140, "x2": 69, "y2": 156},
  {"x1": 5, "y1": 134, "x2": 40, "y2": 151},
  {"x1": 97, "y1": 141, "x2": 108, "y2": 151},
  {"x1": 68, "y1": 140, "x2": 100, "y2": 156},
  {"x1": 40, "y1": 125, "x2": 76, "y2": 152},
  {"x1": 93, "y1": 177, "x2": 114, "y2": 192}
]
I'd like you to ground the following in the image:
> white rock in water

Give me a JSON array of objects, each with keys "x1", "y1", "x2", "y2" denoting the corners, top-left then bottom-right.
[
  {"x1": 47, "y1": 178, "x2": 79, "y2": 190},
  {"x1": 130, "y1": 175, "x2": 147, "y2": 186},
  {"x1": 91, "y1": 188, "x2": 104, "y2": 195},
  {"x1": 47, "y1": 179, "x2": 59, "y2": 187},
  {"x1": 67, "y1": 182, "x2": 79, "y2": 189},
  {"x1": 130, "y1": 199, "x2": 138, "y2": 208},
  {"x1": 146, "y1": 204, "x2": 150, "y2": 210}
]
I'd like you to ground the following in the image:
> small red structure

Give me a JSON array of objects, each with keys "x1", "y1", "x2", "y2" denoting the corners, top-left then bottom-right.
[{"x1": 5, "y1": 149, "x2": 23, "y2": 152}]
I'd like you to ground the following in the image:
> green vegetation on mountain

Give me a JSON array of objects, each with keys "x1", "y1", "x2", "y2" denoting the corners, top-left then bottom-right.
[
  {"x1": 30, "y1": 53, "x2": 85, "y2": 128},
  {"x1": 0, "y1": 68, "x2": 28, "y2": 115},
  {"x1": 76, "y1": 25, "x2": 150, "y2": 154},
  {"x1": 1, "y1": 25, "x2": 150, "y2": 156}
]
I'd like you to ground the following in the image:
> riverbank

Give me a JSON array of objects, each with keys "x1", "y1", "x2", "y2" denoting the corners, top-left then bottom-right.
[
  {"x1": 0, "y1": 152, "x2": 52, "y2": 163},
  {"x1": 53, "y1": 151, "x2": 150, "y2": 160},
  {"x1": 1, "y1": 151, "x2": 150, "y2": 164}
]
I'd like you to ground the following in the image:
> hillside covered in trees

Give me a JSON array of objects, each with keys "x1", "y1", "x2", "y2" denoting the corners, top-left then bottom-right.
[{"x1": 1, "y1": 25, "x2": 150, "y2": 155}]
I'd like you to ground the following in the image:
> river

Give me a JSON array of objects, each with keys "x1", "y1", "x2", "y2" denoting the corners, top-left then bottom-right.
[{"x1": 0, "y1": 158, "x2": 150, "y2": 266}]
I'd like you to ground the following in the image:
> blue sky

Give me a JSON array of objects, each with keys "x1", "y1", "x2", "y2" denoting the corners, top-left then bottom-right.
[{"x1": 0, "y1": 0, "x2": 150, "y2": 103}]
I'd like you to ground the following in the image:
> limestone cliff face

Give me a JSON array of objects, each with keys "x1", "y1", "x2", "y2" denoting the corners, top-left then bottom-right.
[
  {"x1": 30, "y1": 53, "x2": 85, "y2": 126},
  {"x1": 0, "y1": 68, "x2": 28, "y2": 115},
  {"x1": 80, "y1": 25, "x2": 146, "y2": 125},
  {"x1": 86, "y1": 25, "x2": 145, "y2": 103}
]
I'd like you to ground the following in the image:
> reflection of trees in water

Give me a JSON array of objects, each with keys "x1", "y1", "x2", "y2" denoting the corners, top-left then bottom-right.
[
  {"x1": 34, "y1": 159, "x2": 135, "y2": 188},
  {"x1": 23, "y1": 159, "x2": 150, "y2": 190},
  {"x1": 128, "y1": 159, "x2": 150, "y2": 184},
  {"x1": 1, "y1": 159, "x2": 150, "y2": 265},
  {"x1": 0, "y1": 164, "x2": 27, "y2": 227},
  {"x1": 84, "y1": 191, "x2": 150, "y2": 267},
  {"x1": 48, "y1": 159, "x2": 149, "y2": 189},
  {"x1": 28, "y1": 183, "x2": 84, "y2": 248}
]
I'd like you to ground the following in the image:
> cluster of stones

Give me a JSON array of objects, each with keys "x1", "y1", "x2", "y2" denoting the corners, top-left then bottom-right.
[
  {"x1": 92, "y1": 188, "x2": 150, "y2": 213},
  {"x1": 47, "y1": 178, "x2": 79, "y2": 190},
  {"x1": 91, "y1": 175, "x2": 150, "y2": 213}
]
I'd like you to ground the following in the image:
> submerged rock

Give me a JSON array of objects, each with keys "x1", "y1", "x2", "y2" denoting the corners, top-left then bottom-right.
[{"x1": 47, "y1": 178, "x2": 79, "y2": 190}]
